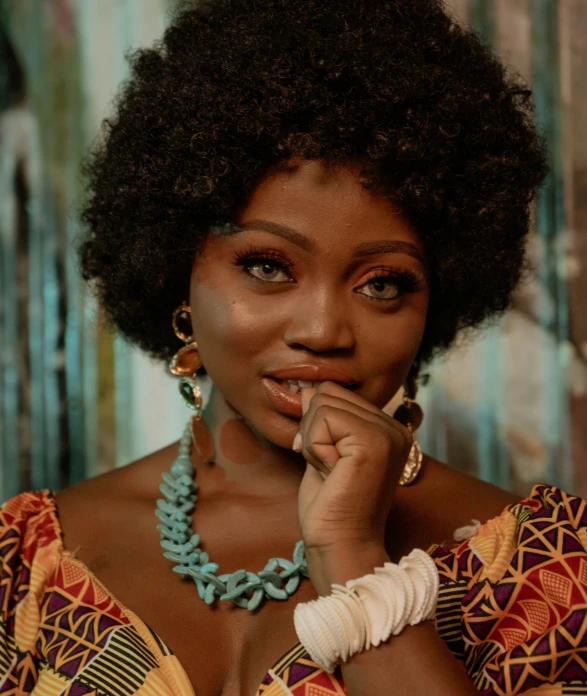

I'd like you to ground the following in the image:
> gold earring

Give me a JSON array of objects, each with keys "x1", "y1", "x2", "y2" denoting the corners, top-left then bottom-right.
[
  {"x1": 395, "y1": 385, "x2": 424, "y2": 486},
  {"x1": 170, "y1": 303, "x2": 214, "y2": 463}
]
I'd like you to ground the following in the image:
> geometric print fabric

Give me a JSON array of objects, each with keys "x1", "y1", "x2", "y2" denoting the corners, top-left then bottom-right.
[
  {"x1": 430, "y1": 485, "x2": 587, "y2": 695},
  {"x1": 2, "y1": 486, "x2": 587, "y2": 695}
]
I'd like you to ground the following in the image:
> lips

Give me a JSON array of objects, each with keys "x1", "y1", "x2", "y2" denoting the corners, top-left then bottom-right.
[
  {"x1": 261, "y1": 365, "x2": 360, "y2": 419},
  {"x1": 262, "y1": 377, "x2": 305, "y2": 418}
]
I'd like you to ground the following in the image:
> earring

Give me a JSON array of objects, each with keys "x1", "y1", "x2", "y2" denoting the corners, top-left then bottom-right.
[
  {"x1": 170, "y1": 303, "x2": 215, "y2": 463},
  {"x1": 395, "y1": 381, "x2": 424, "y2": 486}
]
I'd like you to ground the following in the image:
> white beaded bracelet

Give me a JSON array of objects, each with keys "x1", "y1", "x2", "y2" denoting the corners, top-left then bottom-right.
[{"x1": 293, "y1": 549, "x2": 439, "y2": 673}]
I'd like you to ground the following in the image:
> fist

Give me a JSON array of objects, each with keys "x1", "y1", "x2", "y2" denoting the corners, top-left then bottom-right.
[{"x1": 295, "y1": 381, "x2": 413, "y2": 553}]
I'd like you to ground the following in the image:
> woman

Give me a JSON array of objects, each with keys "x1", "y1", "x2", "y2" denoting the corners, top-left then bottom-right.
[{"x1": 1, "y1": 0, "x2": 584, "y2": 694}]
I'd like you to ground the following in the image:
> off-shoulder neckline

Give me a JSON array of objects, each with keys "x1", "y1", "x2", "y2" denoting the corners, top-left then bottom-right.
[{"x1": 39, "y1": 488, "x2": 309, "y2": 696}]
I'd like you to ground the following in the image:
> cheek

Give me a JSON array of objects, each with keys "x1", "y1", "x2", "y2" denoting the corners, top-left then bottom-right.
[
  {"x1": 369, "y1": 298, "x2": 427, "y2": 355},
  {"x1": 189, "y1": 269, "x2": 280, "y2": 379},
  {"x1": 190, "y1": 282, "x2": 251, "y2": 357},
  {"x1": 360, "y1": 301, "x2": 428, "y2": 405}
]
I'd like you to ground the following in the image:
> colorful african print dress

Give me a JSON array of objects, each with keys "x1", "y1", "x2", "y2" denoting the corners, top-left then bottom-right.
[{"x1": 1, "y1": 485, "x2": 587, "y2": 695}]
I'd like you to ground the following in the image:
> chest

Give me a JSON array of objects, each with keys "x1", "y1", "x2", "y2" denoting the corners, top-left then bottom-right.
[
  {"x1": 56, "y1": 461, "x2": 509, "y2": 696},
  {"x1": 117, "y1": 565, "x2": 317, "y2": 696},
  {"x1": 71, "y1": 500, "x2": 320, "y2": 696}
]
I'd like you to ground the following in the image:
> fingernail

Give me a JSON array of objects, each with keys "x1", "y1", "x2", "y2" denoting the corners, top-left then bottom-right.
[{"x1": 292, "y1": 432, "x2": 303, "y2": 452}]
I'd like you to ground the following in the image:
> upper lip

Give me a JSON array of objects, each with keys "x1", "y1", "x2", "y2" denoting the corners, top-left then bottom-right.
[{"x1": 265, "y1": 365, "x2": 360, "y2": 387}]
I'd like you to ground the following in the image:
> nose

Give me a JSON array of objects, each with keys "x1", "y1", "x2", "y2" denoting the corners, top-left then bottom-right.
[{"x1": 283, "y1": 286, "x2": 355, "y2": 353}]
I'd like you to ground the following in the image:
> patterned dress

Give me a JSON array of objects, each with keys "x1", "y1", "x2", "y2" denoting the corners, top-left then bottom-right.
[{"x1": 1, "y1": 485, "x2": 586, "y2": 695}]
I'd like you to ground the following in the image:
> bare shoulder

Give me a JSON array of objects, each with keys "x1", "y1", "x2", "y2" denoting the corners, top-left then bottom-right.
[
  {"x1": 55, "y1": 441, "x2": 178, "y2": 559},
  {"x1": 420, "y1": 454, "x2": 520, "y2": 518},
  {"x1": 390, "y1": 454, "x2": 521, "y2": 554}
]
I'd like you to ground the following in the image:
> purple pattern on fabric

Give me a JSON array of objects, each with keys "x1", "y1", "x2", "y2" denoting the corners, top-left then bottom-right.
[
  {"x1": 47, "y1": 592, "x2": 71, "y2": 614},
  {"x1": 97, "y1": 614, "x2": 118, "y2": 633},
  {"x1": 288, "y1": 661, "x2": 317, "y2": 685}
]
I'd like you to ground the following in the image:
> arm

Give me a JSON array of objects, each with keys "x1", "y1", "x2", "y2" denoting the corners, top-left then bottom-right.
[{"x1": 307, "y1": 543, "x2": 480, "y2": 696}]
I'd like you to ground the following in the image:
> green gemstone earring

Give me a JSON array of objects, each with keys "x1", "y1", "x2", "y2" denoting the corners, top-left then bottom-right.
[
  {"x1": 170, "y1": 303, "x2": 203, "y2": 408},
  {"x1": 169, "y1": 303, "x2": 214, "y2": 463},
  {"x1": 161, "y1": 305, "x2": 308, "y2": 609}
]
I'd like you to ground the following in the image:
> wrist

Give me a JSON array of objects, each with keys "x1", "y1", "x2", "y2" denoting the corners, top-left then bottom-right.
[
  {"x1": 295, "y1": 548, "x2": 440, "y2": 675},
  {"x1": 305, "y1": 542, "x2": 391, "y2": 596}
]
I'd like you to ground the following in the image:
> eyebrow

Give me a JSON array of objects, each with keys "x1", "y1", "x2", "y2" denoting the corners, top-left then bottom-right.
[{"x1": 218, "y1": 219, "x2": 425, "y2": 264}]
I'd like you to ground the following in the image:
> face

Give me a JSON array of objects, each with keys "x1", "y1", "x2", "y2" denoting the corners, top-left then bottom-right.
[{"x1": 189, "y1": 160, "x2": 429, "y2": 450}]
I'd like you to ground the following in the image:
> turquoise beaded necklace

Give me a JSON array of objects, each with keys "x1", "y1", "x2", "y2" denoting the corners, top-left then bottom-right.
[{"x1": 156, "y1": 421, "x2": 309, "y2": 611}]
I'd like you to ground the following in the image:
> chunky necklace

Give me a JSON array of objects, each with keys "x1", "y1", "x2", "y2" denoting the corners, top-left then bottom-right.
[{"x1": 156, "y1": 421, "x2": 309, "y2": 611}]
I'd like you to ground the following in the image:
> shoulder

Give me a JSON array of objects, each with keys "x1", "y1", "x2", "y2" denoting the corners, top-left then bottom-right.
[
  {"x1": 390, "y1": 454, "x2": 519, "y2": 555},
  {"x1": 0, "y1": 489, "x2": 62, "y2": 553},
  {"x1": 427, "y1": 478, "x2": 587, "y2": 694},
  {"x1": 0, "y1": 490, "x2": 63, "y2": 627},
  {"x1": 420, "y1": 454, "x2": 519, "y2": 523},
  {"x1": 54, "y1": 440, "x2": 178, "y2": 563}
]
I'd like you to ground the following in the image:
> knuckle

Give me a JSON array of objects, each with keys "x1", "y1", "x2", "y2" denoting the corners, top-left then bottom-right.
[
  {"x1": 302, "y1": 444, "x2": 320, "y2": 466},
  {"x1": 372, "y1": 423, "x2": 411, "y2": 460},
  {"x1": 313, "y1": 403, "x2": 334, "y2": 419},
  {"x1": 389, "y1": 418, "x2": 413, "y2": 447},
  {"x1": 371, "y1": 426, "x2": 393, "y2": 454}
]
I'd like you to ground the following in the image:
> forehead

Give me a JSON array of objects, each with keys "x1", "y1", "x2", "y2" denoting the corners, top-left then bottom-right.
[{"x1": 235, "y1": 159, "x2": 423, "y2": 253}]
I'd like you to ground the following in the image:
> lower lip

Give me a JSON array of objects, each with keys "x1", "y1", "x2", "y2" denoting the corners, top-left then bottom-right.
[{"x1": 262, "y1": 377, "x2": 303, "y2": 419}]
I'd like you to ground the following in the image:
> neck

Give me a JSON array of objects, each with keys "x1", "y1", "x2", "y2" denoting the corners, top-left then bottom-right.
[{"x1": 197, "y1": 383, "x2": 305, "y2": 497}]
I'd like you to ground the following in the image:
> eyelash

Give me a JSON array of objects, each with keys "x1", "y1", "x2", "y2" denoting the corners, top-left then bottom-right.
[
  {"x1": 234, "y1": 246, "x2": 294, "y2": 276},
  {"x1": 233, "y1": 245, "x2": 423, "y2": 302}
]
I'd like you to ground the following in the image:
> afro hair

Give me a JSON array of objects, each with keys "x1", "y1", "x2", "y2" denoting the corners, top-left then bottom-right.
[{"x1": 80, "y1": 0, "x2": 548, "y2": 372}]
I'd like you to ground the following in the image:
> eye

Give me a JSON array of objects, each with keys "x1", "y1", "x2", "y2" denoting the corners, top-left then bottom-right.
[
  {"x1": 355, "y1": 270, "x2": 422, "y2": 302},
  {"x1": 247, "y1": 259, "x2": 292, "y2": 283},
  {"x1": 233, "y1": 247, "x2": 295, "y2": 284}
]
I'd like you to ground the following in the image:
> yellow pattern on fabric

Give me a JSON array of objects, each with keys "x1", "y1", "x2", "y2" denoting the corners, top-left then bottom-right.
[
  {"x1": 1, "y1": 486, "x2": 587, "y2": 695},
  {"x1": 469, "y1": 509, "x2": 518, "y2": 583}
]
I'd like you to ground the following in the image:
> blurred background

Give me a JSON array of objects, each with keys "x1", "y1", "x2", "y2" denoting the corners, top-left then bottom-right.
[{"x1": 0, "y1": 0, "x2": 585, "y2": 502}]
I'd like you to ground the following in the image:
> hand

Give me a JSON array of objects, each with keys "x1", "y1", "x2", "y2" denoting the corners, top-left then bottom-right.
[{"x1": 296, "y1": 381, "x2": 413, "y2": 555}]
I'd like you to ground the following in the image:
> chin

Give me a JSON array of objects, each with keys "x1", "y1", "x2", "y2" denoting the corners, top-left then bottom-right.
[
  {"x1": 248, "y1": 408, "x2": 300, "y2": 451},
  {"x1": 217, "y1": 388, "x2": 299, "y2": 449}
]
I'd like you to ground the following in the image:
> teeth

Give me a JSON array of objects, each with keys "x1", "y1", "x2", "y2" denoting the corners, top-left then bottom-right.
[
  {"x1": 276, "y1": 378, "x2": 356, "y2": 393},
  {"x1": 285, "y1": 379, "x2": 322, "y2": 394}
]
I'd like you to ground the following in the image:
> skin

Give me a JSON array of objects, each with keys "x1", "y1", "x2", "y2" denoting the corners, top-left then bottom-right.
[
  {"x1": 191, "y1": 159, "x2": 427, "y2": 460},
  {"x1": 56, "y1": 159, "x2": 518, "y2": 696}
]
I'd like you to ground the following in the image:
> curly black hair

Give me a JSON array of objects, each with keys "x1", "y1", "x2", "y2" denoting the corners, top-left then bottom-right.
[{"x1": 80, "y1": 0, "x2": 547, "y2": 375}]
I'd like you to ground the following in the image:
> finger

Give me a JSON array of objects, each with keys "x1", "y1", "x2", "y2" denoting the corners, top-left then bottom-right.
[
  {"x1": 302, "y1": 387, "x2": 317, "y2": 415},
  {"x1": 304, "y1": 453, "x2": 333, "y2": 479},
  {"x1": 303, "y1": 391, "x2": 389, "y2": 427},
  {"x1": 299, "y1": 392, "x2": 402, "y2": 458},
  {"x1": 295, "y1": 389, "x2": 405, "y2": 461},
  {"x1": 298, "y1": 406, "x2": 411, "y2": 492},
  {"x1": 314, "y1": 380, "x2": 387, "y2": 418},
  {"x1": 298, "y1": 387, "x2": 337, "y2": 476},
  {"x1": 299, "y1": 434, "x2": 335, "y2": 478},
  {"x1": 293, "y1": 388, "x2": 328, "y2": 473},
  {"x1": 300, "y1": 405, "x2": 371, "y2": 471},
  {"x1": 291, "y1": 386, "x2": 317, "y2": 452}
]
